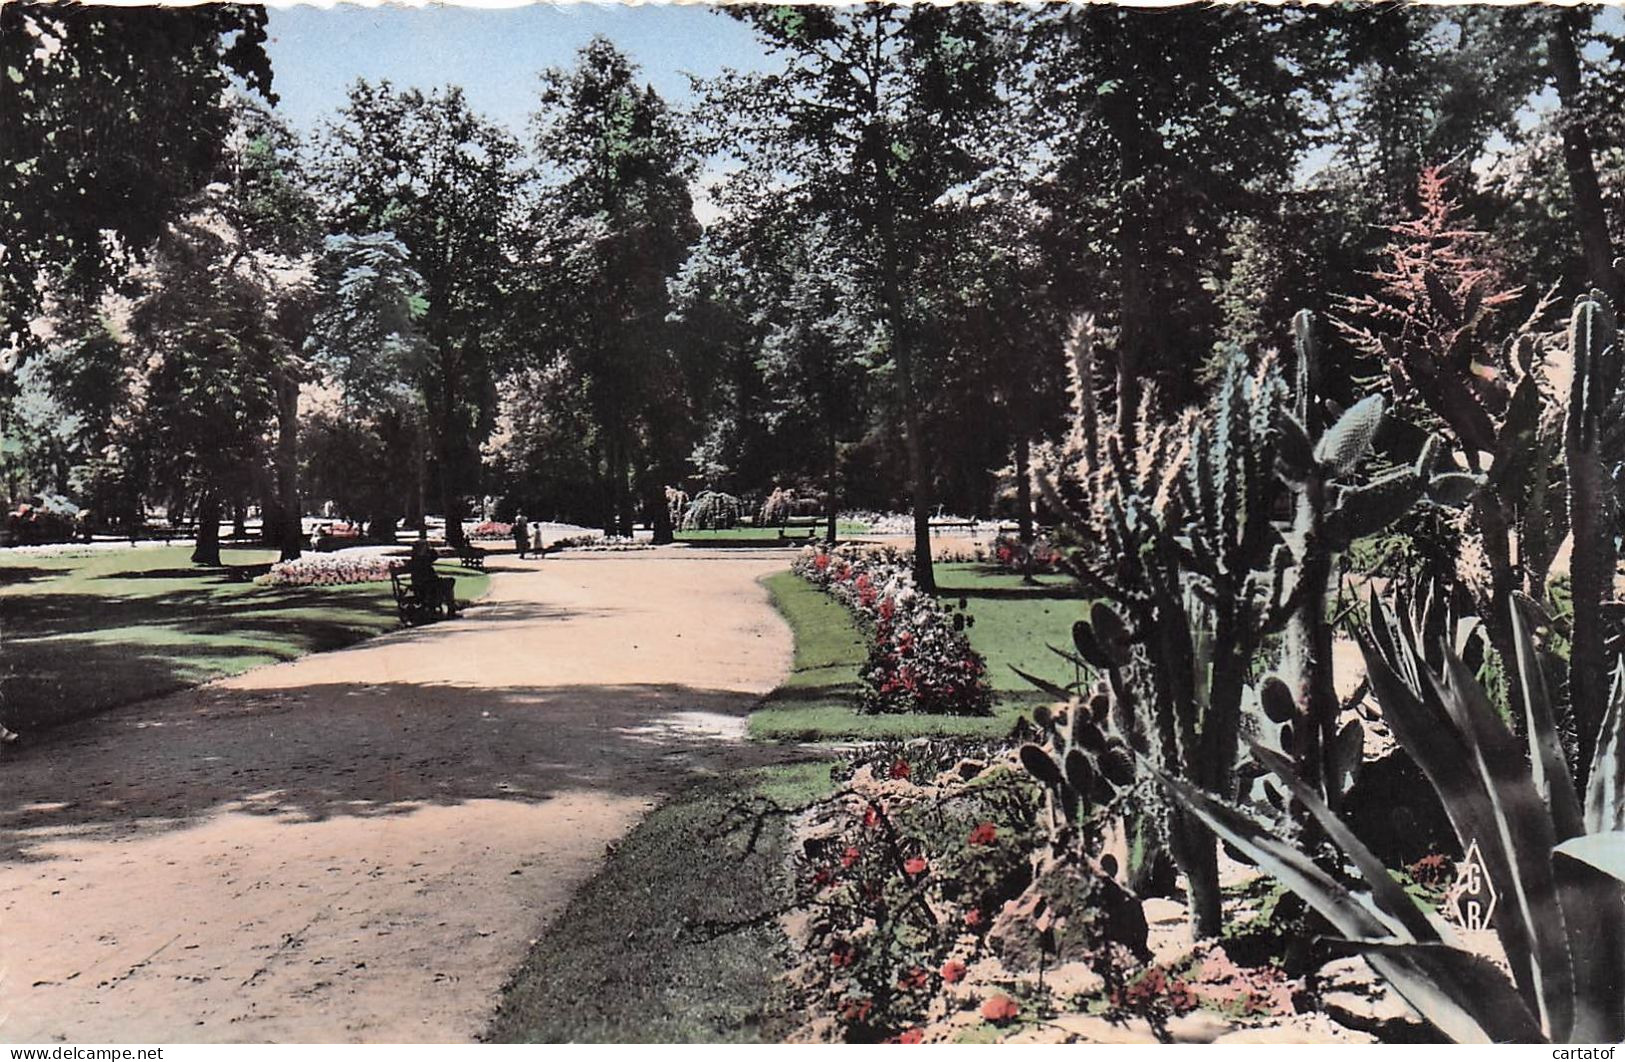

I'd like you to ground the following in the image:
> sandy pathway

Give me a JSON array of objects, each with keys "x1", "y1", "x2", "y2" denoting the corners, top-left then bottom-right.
[{"x1": 0, "y1": 549, "x2": 795, "y2": 1043}]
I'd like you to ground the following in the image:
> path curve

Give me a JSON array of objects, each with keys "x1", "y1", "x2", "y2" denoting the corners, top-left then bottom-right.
[{"x1": 0, "y1": 549, "x2": 795, "y2": 1043}]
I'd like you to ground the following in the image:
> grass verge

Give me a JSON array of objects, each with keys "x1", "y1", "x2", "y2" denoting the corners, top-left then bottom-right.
[
  {"x1": 749, "y1": 564, "x2": 1087, "y2": 743},
  {"x1": 0, "y1": 545, "x2": 489, "y2": 730},
  {"x1": 486, "y1": 760, "x2": 836, "y2": 1043}
]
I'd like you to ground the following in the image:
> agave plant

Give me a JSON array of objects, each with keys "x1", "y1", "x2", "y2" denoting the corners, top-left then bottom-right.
[{"x1": 1162, "y1": 589, "x2": 1625, "y2": 1043}]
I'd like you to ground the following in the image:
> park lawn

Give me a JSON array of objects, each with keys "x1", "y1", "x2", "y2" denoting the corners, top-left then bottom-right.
[
  {"x1": 673, "y1": 521, "x2": 870, "y2": 546},
  {"x1": 749, "y1": 563, "x2": 1087, "y2": 743},
  {"x1": 487, "y1": 760, "x2": 835, "y2": 1043},
  {"x1": 0, "y1": 545, "x2": 489, "y2": 730}
]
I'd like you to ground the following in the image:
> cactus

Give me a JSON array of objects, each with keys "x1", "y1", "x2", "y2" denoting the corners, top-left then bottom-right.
[
  {"x1": 1563, "y1": 291, "x2": 1623, "y2": 778},
  {"x1": 1030, "y1": 308, "x2": 1474, "y2": 937},
  {"x1": 1018, "y1": 694, "x2": 1137, "y2": 859}
]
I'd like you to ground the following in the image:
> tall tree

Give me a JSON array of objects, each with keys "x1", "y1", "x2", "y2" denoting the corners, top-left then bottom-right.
[
  {"x1": 125, "y1": 195, "x2": 290, "y2": 566},
  {"x1": 0, "y1": 2, "x2": 274, "y2": 350},
  {"x1": 530, "y1": 38, "x2": 698, "y2": 541},
  {"x1": 700, "y1": 4, "x2": 1005, "y2": 590},
  {"x1": 1023, "y1": 4, "x2": 1314, "y2": 455},
  {"x1": 317, "y1": 82, "x2": 525, "y2": 548}
]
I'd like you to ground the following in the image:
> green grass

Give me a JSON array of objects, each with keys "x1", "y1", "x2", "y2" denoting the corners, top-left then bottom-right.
[
  {"x1": 674, "y1": 521, "x2": 870, "y2": 546},
  {"x1": 0, "y1": 545, "x2": 489, "y2": 730},
  {"x1": 487, "y1": 760, "x2": 836, "y2": 1043},
  {"x1": 749, "y1": 563, "x2": 1089, "y2": 743}
]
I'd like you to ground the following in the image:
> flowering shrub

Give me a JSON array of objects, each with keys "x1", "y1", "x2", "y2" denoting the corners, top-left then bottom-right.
[
  {"x1": 789, "y1": 745, "x2": 1044, "y2": 1042},
  {"x1": 254, "y1": 550, "x2": 398, "y2": 587},
  {"x1": 794, "y1": 543, "x2": 992, "y2": 716},
  {"x1": 468, "y1": 520, "x2": 513, "y2": 541},
  {"x1": 989, "y1": 533, "x2": 1066, "y2": 574}
]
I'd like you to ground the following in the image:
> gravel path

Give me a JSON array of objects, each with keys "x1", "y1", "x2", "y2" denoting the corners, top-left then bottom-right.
[{"x1": 0, "y1": 549, "x2": 795, "y2": 1043}]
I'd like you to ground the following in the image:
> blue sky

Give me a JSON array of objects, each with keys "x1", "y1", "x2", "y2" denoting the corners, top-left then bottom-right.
[{"x1": 263, "y1": 3, "x2": 772, "y2": 139}]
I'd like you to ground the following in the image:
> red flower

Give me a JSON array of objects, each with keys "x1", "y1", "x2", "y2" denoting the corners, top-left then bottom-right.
[
  {"x1": 841, "y1": 997, "x2": 873, "y2": 1023},
  {"x1": 940, "y1": 959, "x2": 966, "y2": 984},
  {"x1": 967, "y1": 822, "x2": 998, "y2": 846},
  {"x1": 903, "y1": 856, "x2": 928, "y2": 876},
  {"x1": 898, "y1": 1028, "x2": 925, "y2": 1044},
  {"x1": 981, "y1": 994, "x2": 1020, "y2": 1023},
  {"x1": 830, "y1": 942, "x2": 856, "y2": 969},
  {"x1": 841, "y1": 845, "x2": 862, "y2": 868},
  {"x1": 863, "y1": 805, "x2": 882, "y2": 829},
  {"x1": 898, "y1": 966, "x2": 930, "y2": 991},
  {"x1": 811, "y1": 867, "x2": 833, "y2": 888},
  {"x1": 888, "y1": 759, "x2": 911, "y2": 780},
  {"x1": 963, "y1": 907, "x2": 983, "y2": 927}
]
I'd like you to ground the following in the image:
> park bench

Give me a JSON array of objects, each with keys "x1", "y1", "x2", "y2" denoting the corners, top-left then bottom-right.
[
  {"x1": 390, "y1": 566, "x2": 454, "y2": 626},
  {"x1": 456, "y1": 544, "x2": 487, "y2": 570}
]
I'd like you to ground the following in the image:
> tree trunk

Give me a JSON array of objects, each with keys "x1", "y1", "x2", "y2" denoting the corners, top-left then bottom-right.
[
  {"x1": 826, "y1": 422, "x2": 839, "y2": 546},
  {"x1": 879, "y1": 221, "x2": 935, "y2": 591},
  {"x1": 650, "y1": 482, "x2": 674, "y2": 545},
  {"x1": 613, "y1": 429, "x2": 634, "y2": 539},
  {"x1": 1015, "y1": 432, "x2": 1036, "y2": 584},
  {"x1": 273, "y1": 369, "x2": 302, "y2": 561},
  {"x1": 191, "y1": 492, "x2": 222, "y2": 566},
  {"x1": 1547, "y1": 13, "x2": 1624, "y2": 304}
]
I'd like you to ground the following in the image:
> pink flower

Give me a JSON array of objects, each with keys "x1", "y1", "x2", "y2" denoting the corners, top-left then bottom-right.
[{"x1": 981, "y1": 994, "x2": 1019, "y2": 1023}]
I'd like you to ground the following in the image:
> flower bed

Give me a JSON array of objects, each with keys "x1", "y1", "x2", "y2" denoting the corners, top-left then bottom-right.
[
  {"x1": 254, "y1": 550, "x2": 399, "y2": 587},
  {"x1": 793, "y1": 543, "x2": 992, "y2": 716},
  {"x1": 777, "y1": 741, "x2": 1307, "y2": 1044},
  {"x1": 468, "y1": 520, "x2": 514, "y2": 541}
]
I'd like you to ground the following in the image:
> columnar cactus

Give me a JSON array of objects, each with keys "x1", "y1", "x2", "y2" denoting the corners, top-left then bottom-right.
[{"x1": 1563, "y1": 290, "x2": 1623, "y2": 777}]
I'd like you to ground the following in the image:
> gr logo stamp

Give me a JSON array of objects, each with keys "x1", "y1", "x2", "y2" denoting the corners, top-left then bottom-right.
[{"x1": 1445, "y1": 838, "x2": 1497, "y2": 931}]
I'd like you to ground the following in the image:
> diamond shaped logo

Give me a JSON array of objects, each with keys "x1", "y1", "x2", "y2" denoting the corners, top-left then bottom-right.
[{"x1": 1446, "y1": 839, "x2": 1497, "y2": 931}]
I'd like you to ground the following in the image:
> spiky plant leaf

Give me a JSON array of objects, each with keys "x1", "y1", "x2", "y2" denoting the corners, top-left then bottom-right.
[
  {"x1": 1510, "y1": 599, "x2": 1584, "y2": 841},
  {"x1": 1011, "y1": 666, "x2": 1074, "y2": 704},
  {"x1": 1358, "y1": 604, "x2": 1572, "y2": 1040},
  {"x1": 1331, "y1": 942, "x2": 1545, "y2": 1044},
  {"x1": 1554, "y1": 832, "x2": 1625, "y2": 884},
  {"x1": 1587, "y1": 663, "x2": 1625, "y2": 834},
  {"x1": 1251, "y1": 744, "x2": 1438, "y2": 943},
  {"x1": 1157, "y1": 767, "x2": 1541, "y2": 1044}
]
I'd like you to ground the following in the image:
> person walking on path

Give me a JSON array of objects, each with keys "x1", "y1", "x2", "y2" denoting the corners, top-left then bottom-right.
[
  {"x1": 513, "y1": 513, "x2": 530, "y2": 559},
  {"x1": 530, "y1": 521, "x2": 544, "y2": 559}
]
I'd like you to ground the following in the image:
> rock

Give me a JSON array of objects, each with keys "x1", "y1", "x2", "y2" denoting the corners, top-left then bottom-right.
[
  {"x1": 987, "y1": 861, "x2": 1150, "y2": 972},
  {"x1": 1165, "y1": 1010, "x2": 1236, "y2": 1043},
  {"x1": 1042, "y1": 960, "x2": 1104, "y2": 999},
  {"x1": 1213, "y1": 1014, "x2": 1375, "y2": 1044},
  {"x1": 1142, "y1": 898, "x2": 1185, "y2": 926},
  {"x1": 1040, "y1": 1014, "x2": 1160, "y2": 1044}
]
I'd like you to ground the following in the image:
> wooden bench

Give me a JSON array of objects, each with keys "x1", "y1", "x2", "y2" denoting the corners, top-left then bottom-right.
[{"x1": 456, "y1": 544, "x2": 487, "y2": 570}]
